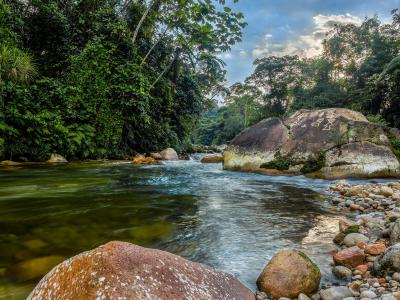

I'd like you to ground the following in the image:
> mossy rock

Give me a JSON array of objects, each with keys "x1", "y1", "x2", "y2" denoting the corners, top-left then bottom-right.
[
  {"x1": 333, "y1": 232, "x2": 346, "y2": 245},
  {"x1": 257, "y1": 249, "x2": 321, "y2": 299},
  {"x1": 260, "y1": 153, "x2": 291, "y2": 171},
  {"x1": 127, "y1": 222, "x2": 174, "y2": 245},
  {"x1": 300, "y1": 153, "x2": 326, "y2": 174},
  {"x1": 344, "y1": 225, "x2": 360, "y2": 234}
]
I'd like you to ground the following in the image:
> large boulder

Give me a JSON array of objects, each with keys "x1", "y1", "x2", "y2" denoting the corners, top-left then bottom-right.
[
  {"x1": 257, "y1": 249, "x2": 321, "y2": 299},
  {"x1": 224, "y1": 108, "x2": 400, "y2": 179},
  {"x1": 160, "y1": 148, "x2": 179, "y2": 160},
  {"x1": 28, "y1": 241, "x2": 254, "y2": 300}
]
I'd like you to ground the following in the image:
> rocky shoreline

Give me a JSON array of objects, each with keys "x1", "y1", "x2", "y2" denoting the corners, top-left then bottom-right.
[{"x1": 255, "y1": 180, "x2": 400, "y2": 300}]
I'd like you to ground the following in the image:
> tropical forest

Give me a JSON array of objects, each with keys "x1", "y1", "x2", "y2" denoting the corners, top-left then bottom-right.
[{"x1": 1, "y1": 0, "x2": 400, "y2": 299}]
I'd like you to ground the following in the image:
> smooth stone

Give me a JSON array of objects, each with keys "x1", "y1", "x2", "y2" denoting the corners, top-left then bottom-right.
[
  {"x1": 333, "y1": 246, "x2": 365, "y2": 268},
  {"x1": 365, "y1": 243, "x2": 386, "y2": 256},
  {"x1": 298, "y1": 293, "x2": 311, "y2": 300},
  {"x1": 392, "y1": 272, "x2": 400, "y2": 281},
  {"x1": 332, "y1": 266, "x2": 352, "y2": 279},
  {"x1": 381, "y1": 186, "x2": 394, "y2": 197},
  {"x1": 320, "y1": 287, "x2": 353, "y2": 300},
  {"x1": 343, "y1": 233, "x2": 369, "y2": 247},
  {"x1": 160, "y1": 148, "x2": 179, "y2": 160},
  {"x1": 257, "y1": 249, "x2": 321, "y2": 299},
  {"x1": 360, "y1": 290, "x2": 377, "y2": 298}
]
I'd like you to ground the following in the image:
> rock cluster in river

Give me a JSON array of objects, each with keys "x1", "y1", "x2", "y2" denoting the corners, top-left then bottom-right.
[
  {"x1": 329, "y1": 181, "x2": 400, "y2": 213},
  {"x1": 320, "y1": 180, "x2": 400, "y2": 300},
  {"x1": 131, "y1": 148, "x2": 179, "y2": 164}
]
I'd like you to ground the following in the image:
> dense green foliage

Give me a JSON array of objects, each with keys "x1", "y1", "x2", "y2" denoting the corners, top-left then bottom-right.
[
  {"x1": 0, "y1": 0, "x2": 245, "y2": 161},
  {"x1": 194, "y1": 10, "x2": 400, "y2": 145}
]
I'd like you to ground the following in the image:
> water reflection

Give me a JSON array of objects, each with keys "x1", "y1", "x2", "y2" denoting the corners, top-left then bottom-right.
[{"x1": 0, "y1": 159, "x2": 340, "y2": 299}]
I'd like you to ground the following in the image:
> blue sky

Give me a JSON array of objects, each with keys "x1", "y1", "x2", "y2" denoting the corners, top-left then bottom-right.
[{"x1": 222, "y1": 0, "x2": 400, "y2": 84}]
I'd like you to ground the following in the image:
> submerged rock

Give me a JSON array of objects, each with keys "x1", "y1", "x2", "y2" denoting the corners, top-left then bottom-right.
[
  {"x1": 8, "y1": 255, "x2": 65, "y2": 282},
  {"x1": 257, "y1": 249, "x2": 321, "y2": 299},
  {"x1": 201, "y1": 155, "x2": 223, "y2": 163},
  {"x1": 0, "y1": 160, "x2": 21, "y2": 166},
  {"x1": 28, "y1": 241, "x2": 254, "y2": 300},
  {"x1": 224, "y1": 108, "x2": 400, "y2": 179},
  {"x1": 160, "y1": 148, "x2": 179, "y2": 160},
  {"x1": 47, "y1": 154, "x2": 67, "y2": 163}
]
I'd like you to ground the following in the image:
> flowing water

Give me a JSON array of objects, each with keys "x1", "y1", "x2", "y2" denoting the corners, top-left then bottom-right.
[{"x1": 0, "y1": 157, "x2": 349, "y2": 299}]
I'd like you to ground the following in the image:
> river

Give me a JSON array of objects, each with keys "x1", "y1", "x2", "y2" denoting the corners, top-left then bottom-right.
[{"x1": 0, "y1": 156, "x2": 355, "y2": 299}]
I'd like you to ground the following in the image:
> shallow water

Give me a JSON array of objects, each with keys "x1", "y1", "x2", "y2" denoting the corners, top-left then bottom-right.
[{"x1": 0, "y1": 157, "x2": 349, "y2": 298}]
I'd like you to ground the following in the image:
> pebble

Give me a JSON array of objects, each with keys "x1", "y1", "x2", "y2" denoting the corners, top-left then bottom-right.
[
  {"x1": 360, "y1": 290, "x2": 377, "y2": 298},
  {"x1": 326, "y1": 182, "x2": 400, "y2": 298},
  {"x1": 298, "y1": 293, "x2": 311, "y2": 300},
  {"x1": 333, "y1": 266, "x2": 352, "y2": 279},
  {"x1": 392, "y1": 272, "x2": 400, "y2": 281}
]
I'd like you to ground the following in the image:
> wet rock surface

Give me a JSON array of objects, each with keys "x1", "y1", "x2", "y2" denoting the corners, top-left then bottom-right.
[
  {"x1": 257, "y1": 249, "x2": 321, "y2": 299},
  {"x1": 28, "y1": 241, "x2": 255, "y2": 300}
]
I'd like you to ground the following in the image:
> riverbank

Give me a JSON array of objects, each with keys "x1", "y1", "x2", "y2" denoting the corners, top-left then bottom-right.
[{"x1": 323, "y1": 181, "x2": 400, "y2": 298}]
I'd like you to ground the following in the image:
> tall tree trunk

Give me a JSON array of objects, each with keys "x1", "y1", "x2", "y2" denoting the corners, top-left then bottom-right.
[
  {"x1": 150, "y1": 49, "x2": 180, "y2": 88},
  {"x1": 132, "y1": 0, "x2": 155, "y2": 46},
  {"x1": 140, "y1": 26, "x2": 169, "y2": 66}
]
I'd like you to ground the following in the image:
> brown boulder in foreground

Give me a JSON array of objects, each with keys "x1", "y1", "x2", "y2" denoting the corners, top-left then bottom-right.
[
  {"x1": 28, "y1": 241, "x2": 254, "y2": 300},
  {"x1": 257, "y1": 249, "x2": 321, "y2": 299},
  {"x1": 201, "y1": 155, "x2": 223, "y2": 163}
]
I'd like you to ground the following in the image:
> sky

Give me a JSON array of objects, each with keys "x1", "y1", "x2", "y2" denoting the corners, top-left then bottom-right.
[{"x1": 221, "y1": 0, "x2": 400, "y2": 85}]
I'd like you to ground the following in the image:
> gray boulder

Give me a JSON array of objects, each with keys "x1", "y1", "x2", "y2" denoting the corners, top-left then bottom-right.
[
  {"x1": 374, "y1": 243, "x2": 400, "y2": 274},
  {"x1": 224, "y1": 108, "x2": 400, "y2": 179}
]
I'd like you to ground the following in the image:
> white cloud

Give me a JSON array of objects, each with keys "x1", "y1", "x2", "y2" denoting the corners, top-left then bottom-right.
[
  {"x1": 220, "y1": 53, "x2": 233, "y2": 60},
  {"x1": 239, "y1": 50, "x2": 247, "y2": 56},
  {"x1": 252, "y1": 14, "x2": 362, "y2": 59}
]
